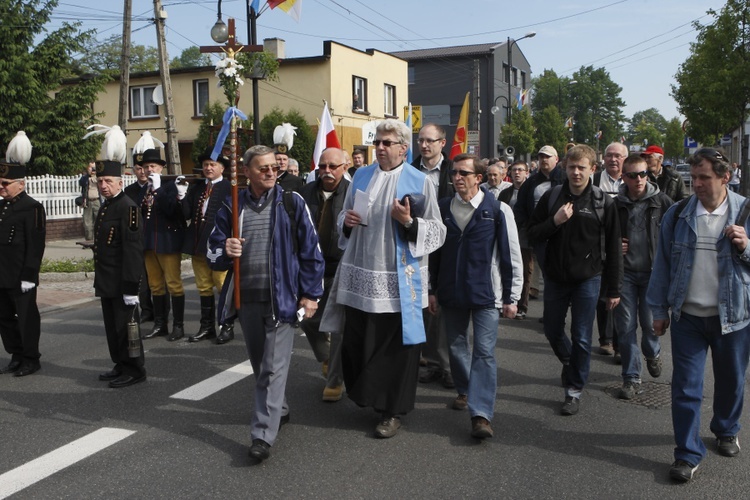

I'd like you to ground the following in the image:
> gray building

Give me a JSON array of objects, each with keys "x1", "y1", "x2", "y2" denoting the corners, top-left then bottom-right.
[{"x1": 391, "y1": 41, "x2": 533, "y2": 159}]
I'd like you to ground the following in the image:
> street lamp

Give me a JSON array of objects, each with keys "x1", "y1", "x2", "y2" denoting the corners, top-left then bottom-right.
[
  {"x1": 491, "y1": 95, "x2": 509, "y2": 154},
  {"x1": 211, "y1": 0, "x2": 229, "y2": 43},
  {"x1": 245, "y1": 0, "x2": 261, "y2": 146},
  {"x1": 506, "y1": 32, "x2": 536, "y2": 126}
]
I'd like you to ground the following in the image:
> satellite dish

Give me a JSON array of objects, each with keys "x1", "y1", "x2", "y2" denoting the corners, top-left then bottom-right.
[
  {"x1": 491, "y1": 105, "x2": 500, "y2": 115},
  {"x1": 152, "y1": 85, "x2": 164, "y2": 106}
]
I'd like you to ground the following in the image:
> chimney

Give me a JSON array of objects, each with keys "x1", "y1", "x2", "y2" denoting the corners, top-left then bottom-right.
[{"x1": 263, "y1": 38, "x2": 286, "y2": 59}]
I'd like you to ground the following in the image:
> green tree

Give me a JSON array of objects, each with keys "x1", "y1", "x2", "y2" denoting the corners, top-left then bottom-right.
[
  {"x1": 530, "y1": 69, "x2": 577, "y2": 121},
  {"x1": 629, "y1": 108, "x2": 668, "y2": 138},
  {"x1": 672, "y1": 0, "x2": 750, "y2": 191},
  {"x1": 78, "y1": 35, "x2": 159, "y2": 74},
  {"x1": 0, "y1": 0, "x2": 106, "y2": 175},
  {"x1": 632, "y1": 121, "x2": 664, "y2": 152},
  {"x1": 533, "y1": 105, "x2": 568, "y2": 154},
  {"x1": 664, "y1": 117, "x2": 685, "y2": 162},
  {"x1": 500, "y1": 106, "x2": 536, "y2": 157},
  {"x1": 170, "y1": 46, "x2": 211, "y2": 69},
  {"x1": 569, "y1": 66, "x2": 626, "y2": 148},
  {"x1": 260, "y1": 108, "x2": 315, "y2": 172}
]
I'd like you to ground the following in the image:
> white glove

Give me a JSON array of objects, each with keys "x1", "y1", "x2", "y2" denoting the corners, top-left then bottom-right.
[
  {"x1": 21, "y1": 281, "x2": 35, "y2": 293},
  {"x1": 123, "y1": 295, "x2": 139, "y2": 306},
  {"x1": 148, "y1": 173, "x2": 161, "y2": 190},
  {"x1": 175, "y1": 176, "x2": 188, "y2": 200}
]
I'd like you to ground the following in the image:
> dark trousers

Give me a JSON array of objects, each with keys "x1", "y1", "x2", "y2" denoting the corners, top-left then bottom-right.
[
  {"x1": 518, "y1": 247, "x2": 534, "y2": 314},
  {"x1": 101, "y1": 297, "x2": 145, "y2": 378},
  {"x1": 0, "y1": 287, "x2": 41, "y2": 363}
]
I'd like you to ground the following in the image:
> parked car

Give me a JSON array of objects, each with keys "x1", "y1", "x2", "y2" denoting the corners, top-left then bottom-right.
[{"x1": 675, "y1": 163, "x2": 691, "y2": 185}]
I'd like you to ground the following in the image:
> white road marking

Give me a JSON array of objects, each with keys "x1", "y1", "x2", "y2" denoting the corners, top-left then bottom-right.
[
  {"x1": 0, "y1": 427, "x2": 135, "y2": 499},
  {"x1": 170, "y1": 360, "x2": 254, "y2": 401}
]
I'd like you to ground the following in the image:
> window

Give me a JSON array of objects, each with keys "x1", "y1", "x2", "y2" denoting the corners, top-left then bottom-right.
[
  {"x1": 408, "y1": 67, "x2": 415, "y2": 85},
  {"x1": 384, "y1": 84, "x2": 396, "y2": 117},
  {"x1": 130, "y1": 85, "x2": 159, "y2": 118},
  {"x1": 521, "y1": 71, "x2": 527, "y2": 90},
  {"x1": 353, "y1": 76, "x2": 367, "y2": 112},
  {"x1": 503, "y1": 63, "x2": 509, "y2": 84},
  {"x1": 193, "y1": 79, "x2": 209, "y2": 117},
  {"x1": 512, "y1": 68, "x2": 519, "y2": 87}
]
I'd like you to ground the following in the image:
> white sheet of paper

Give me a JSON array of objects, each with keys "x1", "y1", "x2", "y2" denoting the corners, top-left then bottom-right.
[{"x1": 353, "y1": 189, "x2": 370, "y2": 226}]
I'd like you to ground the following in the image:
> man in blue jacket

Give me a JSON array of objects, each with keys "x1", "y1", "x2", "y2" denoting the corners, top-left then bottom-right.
[
  {"x1": 208, "y1": 145, "x2": 324, "y2": 463},
  {"x1": 429, "y1": 154, "x2": 522, "y2": 438},
  {"x1": 647, "y1": 148, "x2": 750, "y2": 483}
]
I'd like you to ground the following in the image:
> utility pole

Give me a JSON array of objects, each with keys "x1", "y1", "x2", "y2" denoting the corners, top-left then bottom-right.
[
  {"x1": 153, "y1": 0, "x2": 181, "y2": 174},
  {"x1": 118, "y1": 0, "x2": 132, "y2": 131}
]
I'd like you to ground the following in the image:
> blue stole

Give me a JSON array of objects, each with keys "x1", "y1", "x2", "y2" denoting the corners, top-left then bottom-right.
[{"x1": 351, "y1": 163, "x2": 426, "y2": 345}]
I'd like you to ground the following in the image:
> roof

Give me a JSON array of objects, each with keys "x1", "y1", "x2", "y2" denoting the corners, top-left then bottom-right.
[{"x1": 390, "y1": 42, "x2": 504, "y2": 60}]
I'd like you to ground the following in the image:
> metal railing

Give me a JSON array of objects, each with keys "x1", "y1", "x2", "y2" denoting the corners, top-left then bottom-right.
[{"x1": 25, "y1": 174, "x2": 137, "y2": 220}]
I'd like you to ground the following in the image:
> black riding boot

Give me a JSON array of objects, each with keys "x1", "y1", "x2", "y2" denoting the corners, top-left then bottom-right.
[
  {"x1": 168, "y1": 295, "x2": 185, "y2": 341},
  {"x1": 189, "y1": 296, "x2": 217, "y2": 342},
  {"x1": 144, "y1": 294, "x2": 170, "y2": 339}
]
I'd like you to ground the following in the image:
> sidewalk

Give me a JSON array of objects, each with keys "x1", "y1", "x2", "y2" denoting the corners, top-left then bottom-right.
[{"x1": 38, "y1": 239, "x2": 193, "y2": 313}]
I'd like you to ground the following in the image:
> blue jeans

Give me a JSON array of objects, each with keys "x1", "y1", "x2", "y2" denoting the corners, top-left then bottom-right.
[
  {"x1": 443, "y1": 307, "x2": 499, "y2": 421},
  {"x1": 614, "y1": 270, "x2": 661, "y2": 383},
  {"x1": 671, "y1": 313, "x2": 750, "y2": 466},
  {"x1": 543, "y1": 275, "x2": 601, "y2": 398}
]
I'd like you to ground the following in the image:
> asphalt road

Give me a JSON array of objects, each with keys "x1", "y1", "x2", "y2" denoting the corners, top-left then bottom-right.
[{"x1": 1, "y1": 282, "x2": 749, "y2": 499}]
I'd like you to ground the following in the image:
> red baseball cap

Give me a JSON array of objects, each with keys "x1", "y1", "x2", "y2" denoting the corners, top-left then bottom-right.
[{"x1": 641, "y1": 145, "x2": 664, "y2": 156}]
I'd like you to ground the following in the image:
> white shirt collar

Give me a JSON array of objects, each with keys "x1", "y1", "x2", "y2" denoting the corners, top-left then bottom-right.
[
  {"x1": 454, "y1": 189, "x2": 484, "y2": 209},
  {"x1": 696, "y1": 194, "x2": 729, "y2": 217},
  {"x1": 420, "y1": 154, "x2": 443, "y2": 171}
]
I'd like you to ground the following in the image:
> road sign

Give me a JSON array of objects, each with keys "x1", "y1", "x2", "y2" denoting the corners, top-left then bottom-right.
[
  {"x1": 404, "y1": 106, "x2": 422, "y2": 132},
  {"x1": 684, "y1": 137, "x2": 698, "y2": 148}
]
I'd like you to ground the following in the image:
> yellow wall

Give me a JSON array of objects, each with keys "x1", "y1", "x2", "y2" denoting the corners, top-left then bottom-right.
[{"x1": 86, "y1": 41, "x2": 408, "y2": 163}]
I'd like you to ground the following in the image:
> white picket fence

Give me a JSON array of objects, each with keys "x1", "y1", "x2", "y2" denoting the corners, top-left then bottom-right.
[{"x1": 25, "y1": 174, "x2": 136, "y2": 220}]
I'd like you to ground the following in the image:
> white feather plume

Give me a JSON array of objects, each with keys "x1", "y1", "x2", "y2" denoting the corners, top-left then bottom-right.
[
  {"x1": 273, "y1": 123, "x2": 297, "y2": 150},
  {"x1": 133, "y1": 131, "x2": 165, "y2": 154},
  {"x1": 82, "y1": 124, "x2": 127, "y2": 163},
  {"x1": 5, "y1": 131, "x2": 33, "y2": 165}
]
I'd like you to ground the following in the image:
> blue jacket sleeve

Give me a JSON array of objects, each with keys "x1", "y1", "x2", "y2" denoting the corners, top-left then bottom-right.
[
  {"x1": 207, "y1": 197, "x2": 234, "y2": 271},
  {"x1": 291, "y1": 192, "x2": 325, "y2": 300}
]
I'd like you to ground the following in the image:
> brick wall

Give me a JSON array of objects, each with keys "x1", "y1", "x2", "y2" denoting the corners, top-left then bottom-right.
[{"x1": 46, "y1": 218, "x2": 84, "y2": 241}]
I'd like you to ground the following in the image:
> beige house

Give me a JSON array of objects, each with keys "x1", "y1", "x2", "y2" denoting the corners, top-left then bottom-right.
[{"x1": 87, "y1": 40, "x2": 408, "y2": 173}]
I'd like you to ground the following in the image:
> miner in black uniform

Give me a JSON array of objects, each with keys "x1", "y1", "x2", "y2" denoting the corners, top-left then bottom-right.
[
  {"x1": 93, "y1": 160, "x2": 146, "y2": 388},
  {"x1": 180, "y1": 148, "x2": 235, "y2": 344},
  {"x1": 124, "y1": 160, "x2": 159, "y2": 323},
  {"x1": 0, "y1": 132, "x2": 46, "y2": 377},
  {"x1": 136, "y1": 148, "x2": 186, "y2": 341}
]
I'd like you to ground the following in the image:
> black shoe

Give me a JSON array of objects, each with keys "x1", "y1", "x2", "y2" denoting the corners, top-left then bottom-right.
[
  {"x1": 249, "y1": 439, "x2": 271, "y2": 461},
  {"x1": 280, "y1": 413, "x2": 290, "y2": 427},
  {"x1": 216, "y1": 324, "x2": 235, "y2": 344},
  {"x1": 717, "y1": 436, "x2": 741, "y2": 457},
  {"x1": 0, "y1": 360, "x2": 22, "y2": 374},
  {"x1": 375, "y1": 416, "x2": 401, "y2": 438},
  {"x1": 441, "y1": 371, "x2": 455, "y2": 389},
  {"x1": 98, "y1": 369, "x2": 122, "y2": 381},
  {"x1": 560, "y1": 396, "x2": 579, "y2": 416},
  {"x1": 188, "y1": 328, "x2": 217, "y2": 343},
  {"x1": 143, "y1": 324, "x2": 169, "y2": 339},
  {"x1": 14, "y1": 362, "x2": 41, "y2": 377},
  {"x1": 419, "y1": 367, "x2": 442, "y2": 384},
  {"x1": 669, "y1": 460, "x2": 698, "y2": 482},
  {"x1": 167, "y1": 324, "x2": 184, "y2": 342},
  {"x1": 108, "y1": 373, "x2": 146, "y2": 388},
  {"x1": 646, "y1": 356, "x2": 662, "y2": 378}
]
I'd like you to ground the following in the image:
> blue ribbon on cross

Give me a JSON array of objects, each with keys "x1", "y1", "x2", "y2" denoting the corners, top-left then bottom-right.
[{"x1": 211, "y1": 106, "x2": 248, "y2": 160}]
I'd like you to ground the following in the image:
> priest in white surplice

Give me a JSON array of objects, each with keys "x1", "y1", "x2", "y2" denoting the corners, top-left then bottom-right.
[{"x1": 327, "y1": 119, "x2": 446, "y2": 439}]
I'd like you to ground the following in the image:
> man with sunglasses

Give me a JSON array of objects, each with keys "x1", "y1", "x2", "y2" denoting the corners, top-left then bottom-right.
[
  {"x1": 429, "y1": 154, "x2": 522, "y2": 438},
  {"x1": 299, "y1": 147, "x2": 350, "y2": 402},
  {"x1": 0, "y1": 139, "x2": 46, "y2": 377},
  {"x1": 208, "y1": 144, "x2": 324, "y2": 463},
  {"x1": 613, "y1": 154, "x2": 673, "y2": 400},
  {"x1": 647, "y1": 147, "x2": 750, "y2": 483},
  {"x1": 412, "y1": 123, "x2": 456, "y2": 391},
  {"x1": 325, "y1": 119, "x2": 446, "y2": 439},
  {"x1": 642, "y1": 145, "x2": 688, "y2": 202}
]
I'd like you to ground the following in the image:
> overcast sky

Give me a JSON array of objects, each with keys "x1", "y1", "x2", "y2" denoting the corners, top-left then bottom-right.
[{"x1": 52, "y1": 0, "x2": 727, "y2": 122}]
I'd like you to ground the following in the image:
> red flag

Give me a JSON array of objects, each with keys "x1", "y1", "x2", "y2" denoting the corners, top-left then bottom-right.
[
  {"x1": 311, "y1": 102, "x2": 341, "y2": 170},
  {"x1": 449, "y1": 92, "x2": 470, "y2": 159}
]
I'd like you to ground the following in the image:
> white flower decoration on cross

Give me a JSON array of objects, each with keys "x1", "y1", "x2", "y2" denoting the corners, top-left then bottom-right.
[{"x1": 215, "y1": 53, "x2": 245, "y2": 106}]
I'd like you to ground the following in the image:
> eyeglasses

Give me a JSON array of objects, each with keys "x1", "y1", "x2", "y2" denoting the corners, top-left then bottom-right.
[
  {"x1": 417, "y1": 138, "x2": 443, "y2": 145},
  {"x1": 623, "y1": 171, "x2": 648, "y2": 179},
  {"x1": 318, "y1": 162, "x2": 344, "y2": 170},
  {"x1": 694, "y1": 148, "x2": 727, "y2": 161},
  {"x1": 373, "y1": 139, "x2": 402, "y2": 147},
  {"x1": 511, "y1": 168, "x2": 527, "y2": 173},
  {"x1": 449, "y1": 169, "x2": 476, "y2": 178},
  {"x1": 256, "y1": 164, "x2": 280, "y2": 173},
  {"x1": 0, "y1": 180, "x2": 20, "y2": 187}
]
